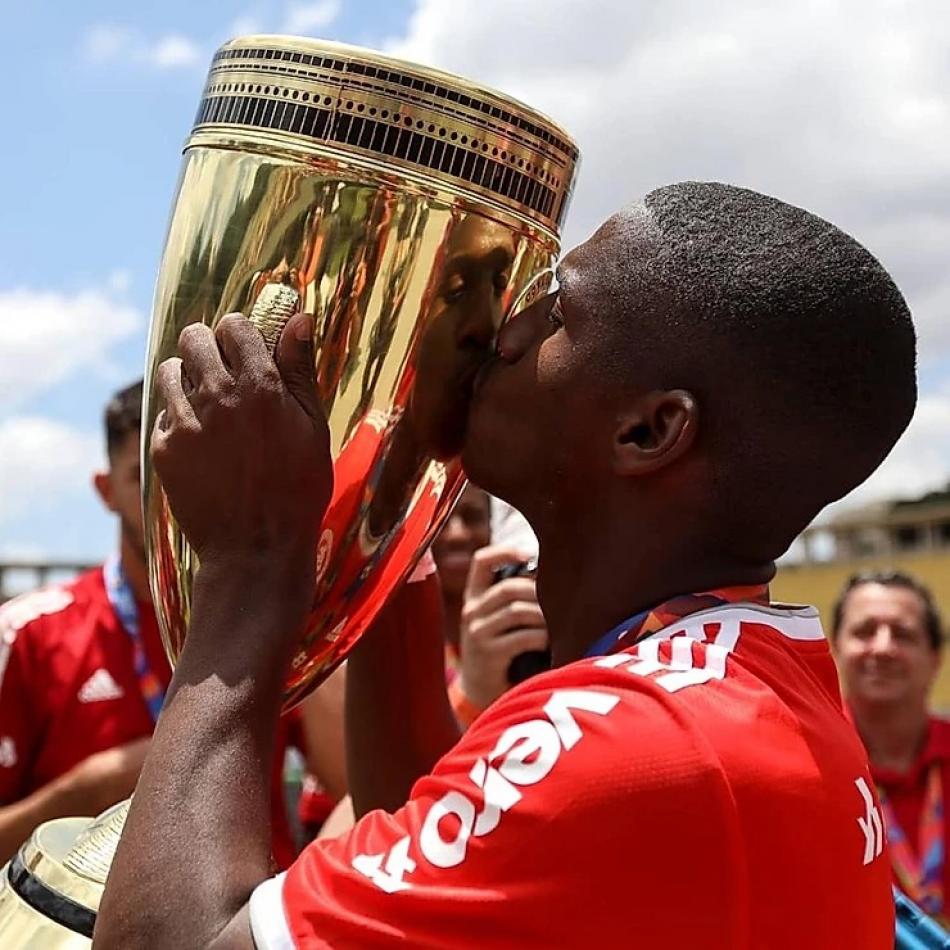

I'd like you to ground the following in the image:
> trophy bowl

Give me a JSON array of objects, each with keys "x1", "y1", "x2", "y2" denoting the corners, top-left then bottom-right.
[
  {"x1": 0, "y1": 35, "x2": 578, "y2": 946},
  {"x1": 145, "y1": 34, "x2": 578, "y2": 709}
]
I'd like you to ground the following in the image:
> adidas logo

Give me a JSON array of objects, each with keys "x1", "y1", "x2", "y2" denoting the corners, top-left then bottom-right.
[{"x1": 78, "y1": 669, "x2": 124, "y2": 703}]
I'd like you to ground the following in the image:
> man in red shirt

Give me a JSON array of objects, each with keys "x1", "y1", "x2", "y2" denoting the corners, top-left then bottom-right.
[
  {"x1": 97, "y1": 182, "x2": 915, "y2": 948},
  {"x1": 0, "y1": 381, "x2": 163, "y2": 862},
  {"x1": 0, "y1": 382, "x2": 304, "y2": 869},
  {"x1": 832, "y1": 571, "x2": 948, "y2": 921}
]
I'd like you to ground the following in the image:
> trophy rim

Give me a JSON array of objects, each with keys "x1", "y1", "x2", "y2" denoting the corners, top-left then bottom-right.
[
  {"x1": 186, "y1": 130, "x2": 564, "y2": 241},
  {"x1": 200, "y1": 34, "x2": 579, "y2": 234},
  {"x1": 218, "y1": 33, "x2": 577, "y2": 150}
]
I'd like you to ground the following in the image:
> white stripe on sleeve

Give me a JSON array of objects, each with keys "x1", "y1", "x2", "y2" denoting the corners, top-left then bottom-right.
[{"x1": 249, "y1": 872, "x2": 295, "y2": 950}]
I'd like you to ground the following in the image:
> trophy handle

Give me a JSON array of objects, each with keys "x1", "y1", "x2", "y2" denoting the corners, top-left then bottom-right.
[{"x1": 247, "y1": 282, "x2": 302, "y2": 354}]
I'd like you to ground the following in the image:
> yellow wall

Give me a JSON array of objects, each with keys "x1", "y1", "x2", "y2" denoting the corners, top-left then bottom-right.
[{"x1": 773, "y1": 550, "x2": 950, "y2": 710}]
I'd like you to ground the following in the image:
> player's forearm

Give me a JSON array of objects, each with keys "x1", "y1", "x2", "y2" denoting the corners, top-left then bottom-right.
[
  {"x1": 94, "y1": 560, "x2": 307, "y2": 949},
  {"x1": 299, "y1": 662, "x2": 348, "y2": 800},
  {"x1": 346, "y1": 575, "x2": 461, "y2": 817}
]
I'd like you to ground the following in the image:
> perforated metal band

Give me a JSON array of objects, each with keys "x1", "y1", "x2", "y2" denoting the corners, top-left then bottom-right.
[{"x1": 191, "y1": 36, "x2": 579, "y2": 232}]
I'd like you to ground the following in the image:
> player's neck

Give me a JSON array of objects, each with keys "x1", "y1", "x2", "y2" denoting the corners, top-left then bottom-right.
[
  {"x1": 534, "y1": 517, "x2": 775, "y2": 666},
  {"x1": 119, "y1": 535, "x2": 152, "y2": 605},
  {"x1": 849, "y1": 698, "x2": 929, "y2": 774}
]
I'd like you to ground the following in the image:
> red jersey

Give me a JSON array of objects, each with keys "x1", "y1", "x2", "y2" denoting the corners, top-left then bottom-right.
[
  {"x1": 249, "y1": 601, "x2": 893, "y2": 948},
  {"x1": 0, "y1": 566, "x2": 298, "y2": 868},
  {"x1": 0, "y1": 567, "x2": 168, "y2": 797},
  {"x1": 869, "y1": 715, "x2": 950, "y2": 910}
]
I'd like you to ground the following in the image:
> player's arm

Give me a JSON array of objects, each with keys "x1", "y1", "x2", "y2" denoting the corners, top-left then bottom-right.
[
  {"x1": 345, "y1": 568, "x2": 461, "y2": 816},
  {"x1": 297, "y1": 661, "x2": 348, "y2": 801},
  {"x1": 94, "y1": 313, "x2": 332, "y2": 949},
  {"x1": 345, "y1": 542, "x2": 548, "y2": 818}
]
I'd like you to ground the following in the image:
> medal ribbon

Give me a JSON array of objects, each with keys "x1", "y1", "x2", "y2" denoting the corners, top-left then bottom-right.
[
  {"x1": 103, "y1": 555, "x2": 165, "y2": 723},
  {"x1": 881, "y1": 764, "x2": 945, "y2": 917},
  {"x1": 584, "y1": 584, "x2": 771, "y2": 658}
]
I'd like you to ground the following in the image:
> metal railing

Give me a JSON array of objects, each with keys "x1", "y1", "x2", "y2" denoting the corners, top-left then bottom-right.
[{"x1": 0, "y1": 561, "x2": 96, "y2": 604}]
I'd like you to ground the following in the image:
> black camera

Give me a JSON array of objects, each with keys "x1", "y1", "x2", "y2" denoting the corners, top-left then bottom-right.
[{"x1": 491, "y1": 558, "x2": 551, "y2": 686}]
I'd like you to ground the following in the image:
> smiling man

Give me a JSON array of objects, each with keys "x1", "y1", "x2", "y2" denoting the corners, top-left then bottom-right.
[
  {"x1": 832, "y1": 571, "x2": 948, "y2": 919},
  {"x1": 95, "y1": 182, "x2": 914, "y2": 949}
]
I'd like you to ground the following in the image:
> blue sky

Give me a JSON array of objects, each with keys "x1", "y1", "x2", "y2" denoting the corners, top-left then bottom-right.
[
  {"x1": 0, "y1": 1, "x2": 412, "y2": 565},
  {"x1": 2, "y1": 0, "x2": 949, "y2": 569}
]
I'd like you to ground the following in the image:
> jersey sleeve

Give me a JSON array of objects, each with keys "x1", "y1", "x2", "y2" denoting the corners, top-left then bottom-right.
[{"x1": 249, "y1": 661, "x2": 745, "y2": 949}]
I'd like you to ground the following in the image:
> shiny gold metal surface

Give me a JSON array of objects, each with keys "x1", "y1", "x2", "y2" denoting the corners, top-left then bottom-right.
[
  {"x1": 0, "y1": 817, "x2": 101, "y2": 946},
  {"x1": 0, "y1": 36, "x2": 577, "y2": 946},
  {"x1": 145, "y1": 34, "x2": 578, "y2": 710}
]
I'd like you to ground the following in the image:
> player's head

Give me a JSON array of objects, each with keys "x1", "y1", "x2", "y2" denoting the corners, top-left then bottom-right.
[
  {"x1": 464, "y1": 182, "x2": 917, "y2": 565},
  {"x1": 831, "y1": 571, "x2": 943, "y2": 710},
  {"x1": 94, "y1": 380, "x2": 146, "y2": 559}
]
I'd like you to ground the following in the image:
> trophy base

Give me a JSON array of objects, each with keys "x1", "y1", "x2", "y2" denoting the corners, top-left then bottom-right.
[{"x1": 0, "y1": 799, "x2": 129, "y2": 948}]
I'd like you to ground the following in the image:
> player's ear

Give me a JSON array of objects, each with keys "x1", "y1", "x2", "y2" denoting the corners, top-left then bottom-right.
[
  {"x1": 611, "y1": 389, "x2": 698, "y2": 476},
  {"x1": 93, "y1": 470, "x2": 118, "y2": 513}
]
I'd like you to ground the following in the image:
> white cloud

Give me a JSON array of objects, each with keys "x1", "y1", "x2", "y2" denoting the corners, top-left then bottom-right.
[
  {"x1": 0, "y1": 285, "x2": 142, "y2": 410},
  {"x1": 228, "y1": 16, "x2": 265, "y2": 39},
  {"x1": 148, "y1": 35, "x2": 203, "y2": 70},
  {"x1": 0, "y1": 418, "x2": 101, "y2": 527},
  {"x1": 389, "y1": 0, "x2": 950, "y2": 513},
  {"x1": 826, "y1": 384, "x2": 950, "y2": 514},
  {"x1": 388, "y1": 0, "x2": 950, "y2": 363},
  {"x1": 83, "y1": 24, "x2": 136, "y2": 63},
  {"x1": 82, "y1": 2, "x2": 344, "y2": 72},
  {"x1": 81, "y1": 23, "x2": 203, "y2": 70},
  {"x1": 282, "y1": 1, "x2": 341, "y2": 35}
]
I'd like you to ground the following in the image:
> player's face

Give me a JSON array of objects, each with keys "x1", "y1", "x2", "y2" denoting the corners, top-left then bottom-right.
[
  {"x1": 101, "y1": 433, "x2": 146, "y2": 560},
  {"x1": 463, "y1": 213, "x2": 637, "y2": 518},
  {"x1": 431, "y1": 485, "x2": 491, "y2": 597},
  {"x1": 834, "y1": 583, "x2": 940, "y2": 708}
]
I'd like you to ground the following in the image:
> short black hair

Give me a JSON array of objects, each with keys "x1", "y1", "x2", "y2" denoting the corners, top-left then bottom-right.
[
  {"x1": 831, "y1": 570, "x2": 944, "y2": 651},
  {"x1": 596, "y1": 182, "x2": 917, "y2": 560},
  {"x1": 104, "y1": 380, "x2": 143, "y2": 459}
]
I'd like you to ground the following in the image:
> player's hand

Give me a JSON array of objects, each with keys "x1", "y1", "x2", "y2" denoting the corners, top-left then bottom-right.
[
  {"x1": 62, "y1": 738, "x2": 151, "y2": 816},
  {"x1": 151, "y1": 312, "x2": 333, "y2": 574},
  {"x1": 458, "y1": 546, "x2": 548, "y2": 710}
]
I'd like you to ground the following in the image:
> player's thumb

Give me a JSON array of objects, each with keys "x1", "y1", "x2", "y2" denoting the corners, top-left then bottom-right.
[{"x1": 276, "y1": 312, "x2": 323, "y2": 424}]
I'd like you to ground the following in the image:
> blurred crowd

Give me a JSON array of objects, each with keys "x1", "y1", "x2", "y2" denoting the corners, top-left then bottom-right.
[{"x1": 1, "y1": 378, "x2": 948, "y2": 925}]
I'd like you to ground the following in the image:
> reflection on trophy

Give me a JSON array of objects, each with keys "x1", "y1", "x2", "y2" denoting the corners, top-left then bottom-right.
[{"x1": 0, "y1": 35, "x2": 578, "y2": 946}]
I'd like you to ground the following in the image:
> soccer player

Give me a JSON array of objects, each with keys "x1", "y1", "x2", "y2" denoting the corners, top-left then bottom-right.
[
  {"x1": 0, "y1": 383, "x2": 299, "y2": 868},
  {"x1": 96, "y1": 182, "x2": 913, "y2": 948},
  {"x1": 0, "y1": 382, "x2": 164, "y2": 863}
]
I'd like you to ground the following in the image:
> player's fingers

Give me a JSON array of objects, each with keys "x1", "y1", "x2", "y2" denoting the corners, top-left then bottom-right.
[
  {"x1": 489, "y1": 627, "x2": 549, "y2": 658},
  {"x1": 155, "y1": 357, "x2": 198, "y2": 430},
  {"x1": 178, "y1": 322, "x2": 231, "y2": 394},
  {"x1": 463, "y1": 546, "x2": 533, "y2": 600},
  {"x1": 466, "y1": 603, "x2": 548, "y2": 643},
  {"x1": 463, "y1": 576, "x2": 538, "y2": 621}
]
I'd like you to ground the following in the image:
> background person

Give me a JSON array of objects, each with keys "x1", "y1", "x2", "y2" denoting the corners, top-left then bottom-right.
[
  {"x1": 832, "y1": 570, "x2": 948, "y2": 919},
  {"x1": 0, "y1": 381, "x2": 162, "y2": 863}
]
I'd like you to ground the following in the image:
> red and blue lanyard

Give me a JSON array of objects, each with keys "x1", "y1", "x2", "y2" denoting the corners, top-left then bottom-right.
[{"x1": 103, "y1": 555, "x2": 165, "y2": 723}]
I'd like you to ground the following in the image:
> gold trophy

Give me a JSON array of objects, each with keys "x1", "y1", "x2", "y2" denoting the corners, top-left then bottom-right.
[{"x1": 0, "y1": 36, "x2": 578, "y2": 946}]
